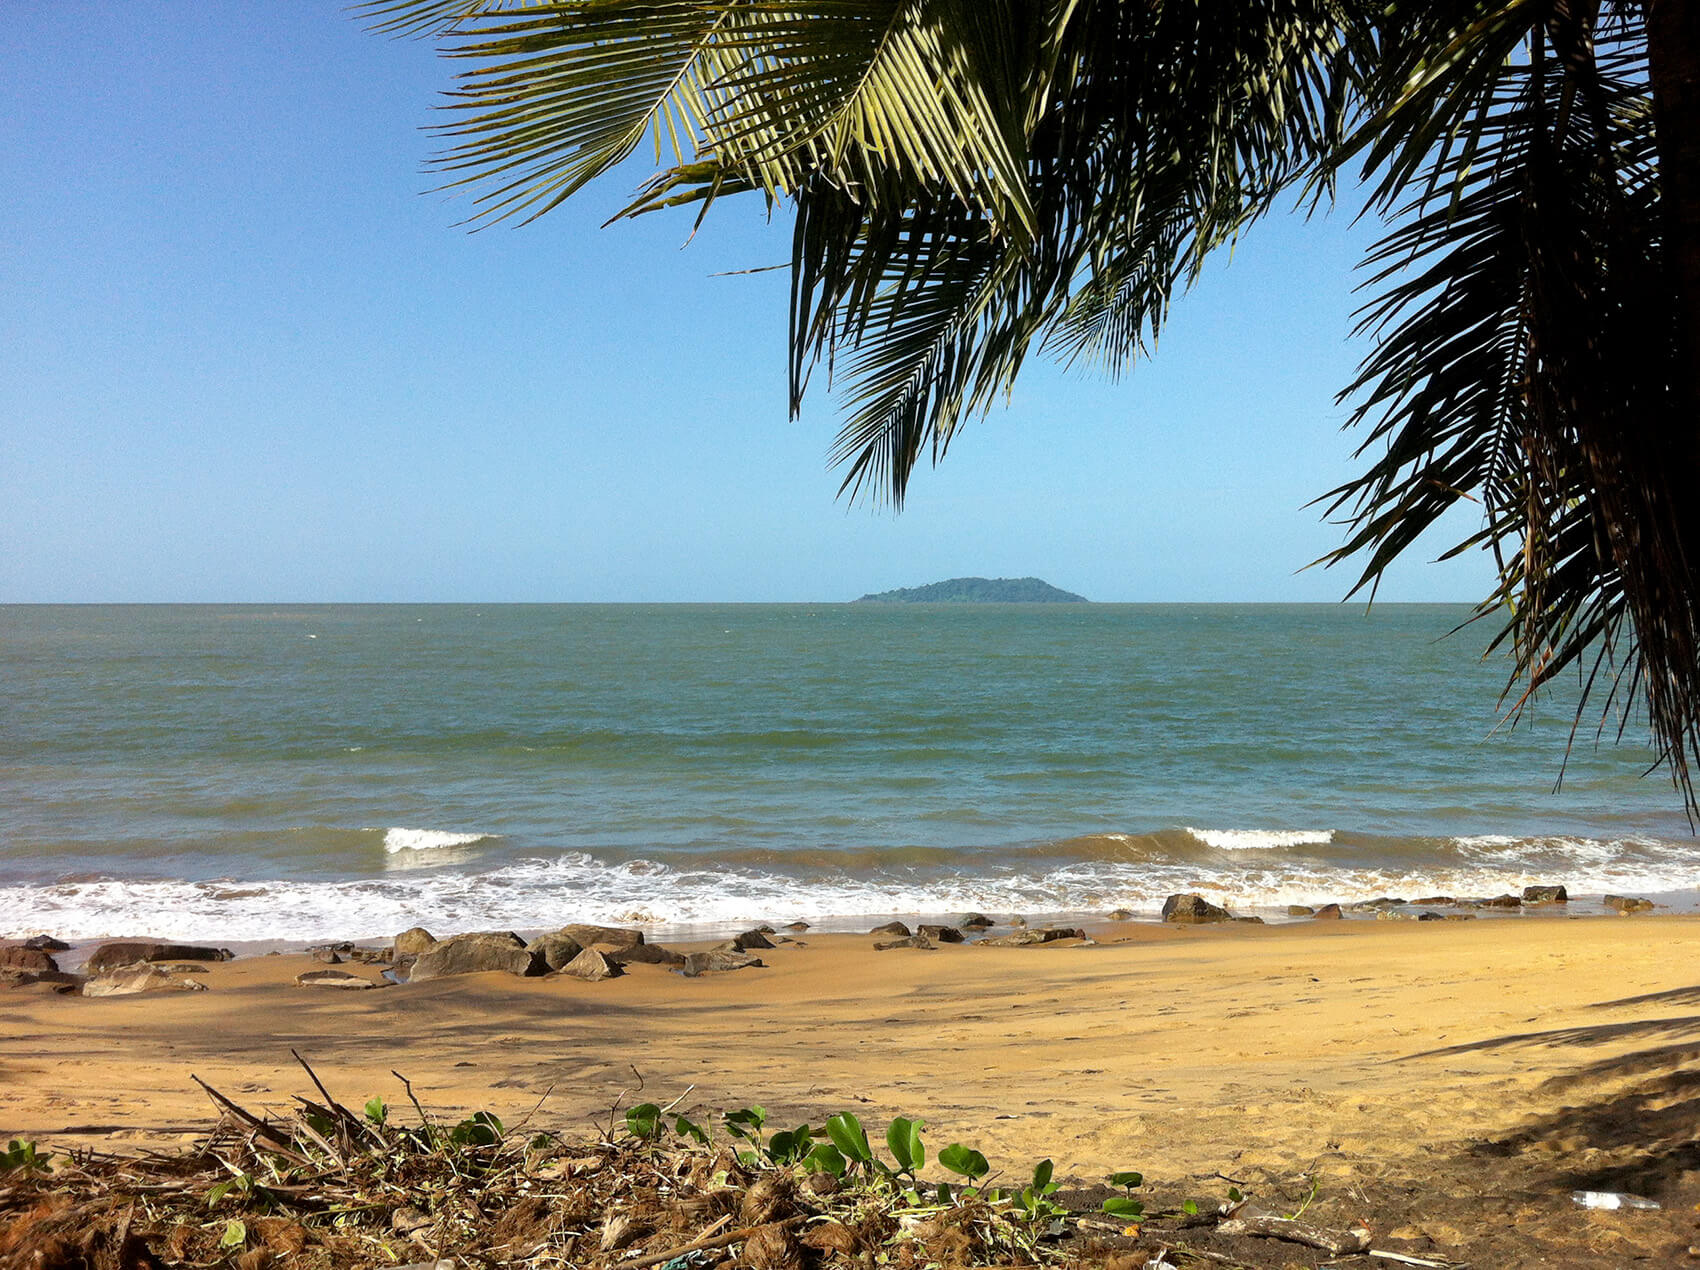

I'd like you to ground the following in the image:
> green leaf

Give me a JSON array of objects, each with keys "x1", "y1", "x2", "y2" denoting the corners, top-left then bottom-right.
[
  {"x1": 803, "y1": 1142, "x2": 847, "y2": 1177},
  {"x1": 1102, "y1": 1197, "x2": 1145, "y2": 1221},
  {"x1": 363, "y1": 1097, "x2": 387, "y2": 1126},
  {"x1": 1031, "y1": 1158, "x2": 1053, "y2": 1193},
  {"x1": 938, "y1": 1143, "x2": 989, "y2": 1180},
  {"x1": 886, "y1": 1116, "x2": 925, "y2": 1173},
  {"x1": 625, "y1": 1102, "x2": 663, "y2": 1141},
  {"x1": 824, "y1": 1112, "x2": 872, "y2": 1164},
  {"x1": 220, "y1": 1219, "x2": 247, "y2": 1249},
  {"x1": 1108, "y1": 1171, "x2": 1143, "y2": 1190},
  {"x1": 1184, "y1": 1199, "x2": 1199, "y2": 1216},
  {"x1": 724, "y1": 1106, "x2": 767, "y2": 1142},
  {"x1": 766, "y1": 1125, "x2": 814, "y2": 1164},
  {"x1": 673, "y1": 1114, "x2": 708, "y2": 1145}
]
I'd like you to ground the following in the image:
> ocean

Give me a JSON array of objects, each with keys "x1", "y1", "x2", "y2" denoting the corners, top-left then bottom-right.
[{"x1": 2, "y1": 603, "x2": 1694, "y2": 943}]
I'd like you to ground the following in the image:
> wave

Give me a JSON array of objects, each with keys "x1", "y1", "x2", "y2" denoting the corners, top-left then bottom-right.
[
  {"x1": 1185, "y1": 827, "x2": 1335, "y2": 851},
  {"x1": 381, "y1": 827, "x2": 496, "y2": 854}
]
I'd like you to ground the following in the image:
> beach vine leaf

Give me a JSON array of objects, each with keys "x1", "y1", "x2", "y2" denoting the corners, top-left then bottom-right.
[
  {"x1": 824, "y1": 1112, "x2": 873, "y2": 1166},
  {"x1": 938, "y1": 1143, "x2": 989, "y2": 1182},
  {"x1": 625, "y1": 1102, "x2": 664, "y2": 1142},
  {"x1": 885, "y1": 1116, "x2": 925, "y2": 1176}
]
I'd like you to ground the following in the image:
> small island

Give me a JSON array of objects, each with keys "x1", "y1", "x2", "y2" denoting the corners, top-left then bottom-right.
[{"x1": 854, "y1": 576, "x2": 1089, "y2": 603}]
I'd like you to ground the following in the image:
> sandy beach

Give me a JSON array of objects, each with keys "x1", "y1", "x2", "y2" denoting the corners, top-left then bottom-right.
[{"x1": 5, "y1": 914, "x2": 1699, "y2": 1264}]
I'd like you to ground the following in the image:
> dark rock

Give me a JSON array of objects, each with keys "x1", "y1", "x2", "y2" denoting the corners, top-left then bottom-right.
[
  {"x1": 1161, "y1": 893, "x2": 1230, "y2": 923},
  {"x1": 1604, "y1": 894, "x2": 1655, "y2": 913},
  {"x1": 1414, "y1": 896, "x2": 1457, "y2": 906},
  {"x1": 0, "y1": 946, "x2": 58, "y2": 973},
  {"x1": 0, "y1": 967, "x2": 83, "y2": 993},
  {"x1": 609, "y1": 942, "x2": 685, "y2": 967},
  {"x1": 1348, "y1": 897, "x2": 1407, "y2": 912},
  {"x1": 1233, "y1": 915, "x2": 1266, "y2": 924},
  {"x1": 917, "y1": 924, "x2": 965, "y2": 943},
  {"x1": 22, "y1": 935, "x2": 70, "y2": 952},
  {"x1": 679, "y1": 950, "x2": 764, "y2": 977},
  {"x1": 1522, "y1": 884, "x2": 1569, "y2": 904},
  {"x1": 733, "y1": 929, "x2": 776, "y2": 951},
  {"x1": 785, "y1": 921, "x2": 811, "y2": 931},
  {"x1": 1009, "y1": 916, "x2": 1028, "y2": 928},
  {"x1": 83, "y1": 967, "x2": 209, "y2": 997},
  {"x1": 874, "y1": 935, "x2": 936, "y2": 951},
  {"x1": 1477, "y1": 894, "x2": 1523, "y2": 909},
  {"x1": 312, "y1": 948, "x2": 344, "y2": 964},
  {"x1": 561, "y1": 924, "x2": 644, "y2": 951},
  {"x1": 1313, "y1": 903, "x2": 1344, "y2": 920},
  {"x1": 977, "y1": 929, "x2": 1061, "y2": 947},
  {"x1": 296, "y1": 969, "x2": 379, "y2": 989},
  {"x1": 869, "y1": 921, "x2": 911, "y2": 937},
  {"x1": 84, "y1": 942, "x2": 232, "y2": 973},
  {"x1": 1417, "y1": 911, "x2": 1448, "y2": 921},
  {"x1": 558, "y1": 948, "x2": 623, "y2": 981},
  {"x1": 756, "y1": 924, "x2": 776, "y2": 934},
  {"x1": 959, "y1": 912, "x2": 994, "y2": 929},
  {"x1": 408, "y1": 932, "x2": 541, "y2": 981},
  {"x1": 1287, "y1": 905, "x2": 1315, "y2": 917},
  {"x1": 525, "y1": 932, "x2": 585, "y2": 972},
  {"x1": 394, "y1": 927, "x2": 437, "y2": 957}
]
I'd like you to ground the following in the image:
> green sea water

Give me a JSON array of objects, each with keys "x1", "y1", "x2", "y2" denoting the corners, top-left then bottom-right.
[{"x1": 1, "y1": 603, "x2": 1693, "y2": 941}]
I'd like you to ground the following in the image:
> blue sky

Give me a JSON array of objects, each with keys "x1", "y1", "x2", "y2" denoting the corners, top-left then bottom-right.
[{"x1": 2, "y1": 4, "x2": 1496, "y2": 604}]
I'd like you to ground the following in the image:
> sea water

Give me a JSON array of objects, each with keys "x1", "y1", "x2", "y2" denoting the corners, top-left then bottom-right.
[{"x1": 1, "y1": 603, "x2": 1694, "y2": 942}]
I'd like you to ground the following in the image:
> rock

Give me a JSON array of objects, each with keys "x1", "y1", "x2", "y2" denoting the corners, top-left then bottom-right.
[
  {"x1": 83, "y1": 967, "x2": 209, "y2": 997},
  {"x1": 1161, "y1": 893, "x2": 1230, "y2": 923},
  {"x1": 84, "y1": 942, "x2": 232, "y2": 973},
  {"x1": 408, "y1": 933, "x2": 541, "y2": 981},
  {"x1": 1313, "y1": 903, "x2": 1344, "y2": 920},
  {"x1": 742, "y1": 1221, "x2": 804, "y2": 1270},
  {"x1": 0, "y1": 946, "x2": 58, "y2": 973},
  {"x1": 0, "y1": 967, "x2": 83, "y2": 993},
  {"x1": 1106, "y1": 908, "x2": 1135, "y2": 921},
  {"x1": 561, "y1": 924, "x2": 644, "y2": 951},
  {"x1": 525, "y1": 932, "x2": 585, "y2": 972},
  {"x1": 756, "y1": 924, "x2": 776, "y2": 934},
  {"x1": 295, "y1": 969, "x2": 378, "y2": 989},
  {"x1": 1417, "y1": 911, "x2": 1448, "y2": 921},
  {"x1": 1287, "y1": 905, "x2": 1316, "y2": 917},
  {"x1": 1348, "y1": 897, "x2": 1406, "y2": 912},
  {"x1": 1376, "y1": 909, "x2": 1416, "y2": 921},
  {"x1": 869, "y1": 921, "x2": 911, "y2": 937},
  {"x1": 312, "y1": 948, "x2": 343, "y2": 964},
  {"x1": 1522, "y1": 884, "x2": 1569, "y2": 904},
  {"x1": 977, "y1": 927, "x2": 1083, "y2": 946},
  {"x1": 1414, "y1": 896, "x2": 1456, "y2": 906},
  {"x1": 679, "y1": 950, "x2": 764, "y2": 977},
  {"x1": 607, "y1": 942, "x2": 684, "y2": 967},
  {"x1": 959, "y1": 912, "x2": 994, "y2": 928},
  {"x1": 21, "y1": 935, "x2": 70, "y2": 952},
  {"x1": 1444, "y1": 913, "x2": 1477, "y2": 921},
  {"x1": 733, "y1": 929, "x2": 776, "y2": 951},
  {"x1": 394, "y1": 927, "x2": 438, "y2": 957},
  {"x1": 1233, "y1": 915, "x2": 1266, "y2": 924},
  {"x1": 874, "y1": 936, "x2": 937, "y2": 951},
  {"x1": 1604, "y1": 894, "x2": 1655, "y2": 913},
  {"x1": 148, "y1": 963, "x2": 209, "y2": 974},
  {"x1": 785, "y1": 920, "x2": 811, "y2": 931},
  {"x1": 557, "y1": 948, "x2": 623, "y2": 981},
  {"x1": 917, "y1": 924, "x2": 965, "y2": 943},
  {"x1": 345, "y1": 947, "x2": 391, "y2": 964},
  {"x1": 1010, "y1": 916, "x2": 1028, "y2": 928}
]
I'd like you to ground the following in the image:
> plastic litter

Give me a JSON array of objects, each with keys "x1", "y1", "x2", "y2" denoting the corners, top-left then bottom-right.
[{"x1": 1571, "y1": 1190, "x2": 1660, "y2": 1210}]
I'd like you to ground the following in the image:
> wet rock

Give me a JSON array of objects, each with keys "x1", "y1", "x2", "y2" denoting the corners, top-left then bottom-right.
[
  {"x1": 409, "y1": 932, "x2": 541, "y2": 981},
  {"x1": 525, "y1": 932, "x2": 585, "y2": 972},
  {"x1": 1161, "y1": 893, "x2": 1230, "y2": 923},
  {"x1": 22, "y1": 935, "x2": 70, "y2": 952},
  {"x1": 393, "y1": 927, "x2": 437, "y2": 957},
  {"x1": 977, "y1": 927, "x2": 1084, "y2": 947},
  {"x1": 557, "y1": 948, "x2": 623, "y2": 981},
  {"x1": 607, "y1": 941, "x2": 684, "y2": 966},
  {"x1": 1476, "y1": 894, "x2": 1523, "y2": 909},
  {"x1": 874, "y1": 935, "x2": 937, "y2": 951},
  {"x1": 1444, "y1": 913, "x2": 1478, "y2": 921},
  {"x1": 1233, "y1": 915, "x2": 1266, "y2": 924},
  {"x1": 1376, "y1": 909, "x2": 1416, "y2": 921},
  {"x1": 1107, "y1": 908, "x2": 1135, "y2": 921},
  {"x1": 1417, "y1": 911, "x2": 1448, "y2": 921},
  {"x1": 85, "y1": 942, "x2": 232, "y2": 973},
  {"x1": 0, "y1": 946, "x2": 58, "y2": 973},
  {"x1": 561, "y1": 923, "x2": 644, "y2": 951},
  {"x1": 917, "y1": 924, "x2": 965, "y2": 943},
  {"x1": 84, "y1": 967, "x2": 209, "y2": 997},
  {"x1": 1522, "y1": 884, "x2": 1569, "y2": 904},
  {"x1": 1348, "y1": 897, "x2": 1406, "y2": 912},
  {"x1": 1313, "y1": 903, "x2": 1344, "y2": 920},
  {"x1": 733, "y1": 929, "x2": 776, "y2": 951},
  {"x1": 756, "y1": 924, "x2": 776, "y2": 934},
  {"x1": 1414, "y1": 896, "x2": 1457, "y2": 906},
  {"x1": 679, "y1": 949, "x2": 764, "y2": 977},
  {"x1": 869, "y1": 921, "x2": 911, "y2": 937},
  {"x1": 784, "y1": 920, "x2": 811, "y2": 931},
  {"x1": 959, "y1": 912, "x2": 994, "y2": 929},
  {"x1": 295, "y1": 969, "x2": 378, "y2": 989},
  {"x1": 1604, "y1": 894, "x2": 1655, "y2": 913},
  {"x1": 1287, "y1": 905, "x2": 1316, "y2": 917}
]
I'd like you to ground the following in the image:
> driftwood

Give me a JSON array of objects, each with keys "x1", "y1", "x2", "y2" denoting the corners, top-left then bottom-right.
[{"x1": 1216, "y1": 1212, "x2": 1371, "y2": 1255}]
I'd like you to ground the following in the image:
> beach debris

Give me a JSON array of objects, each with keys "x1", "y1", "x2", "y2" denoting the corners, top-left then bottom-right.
[
  {"x1": 1604, "y1": 894, "x2": 1655, "y2": 913},
  {"x1": 558, "y1": 948, "x2": 623, "y2": 981},
  {"x1": 525, "y1": 931, "x2": 585, "y2": 971},
  {"x1": 1216, "y1": 1211, "x2": 1371, "y2": 1254},
  {"x1": 1160, "y1": 894, "x2": 1231, "y2": 923},
  {"x1": 0, "y1": 946, "x2": 59, "y2": 973},
  {"x1": 408, "y1": 932, "x2": 541, "y2": 981},
  {"x1": 84, "y1": 941, "x2": 232, "y2": 973},
  {"x1": 1571, "y1": 1189, "x2": 1660, "y2": 1210},
  {"x1": 562, "y1": 923, "x2": 645, "y2": 951},
  {"x1": 1313, "y1": 903, "x2": 1344, "y2": 919},
  {"x1": 600, "y1": 1210, "x2": 648, "y2": 1251},
  {"x1": 918, "y1": 924, "x2": 965, "y2": 943},
  {"x1": 869, "y1": 921, "x2": 911, "y2": 937},
  {"x1": 679, "y1": 949, "x2": 764, "y2": 977},
  {"x1": 874, "y1": 935, "x2": 938, "y2": 951},
  {"x1": 960, "y1": 912, "x2": 995, "y2": 928},
  {"x1": 1523, "y1": 884, "x2": 1569, "y2": 904},
  {"x1": 1287, "y1": 905, "x2": 1316, "y2": 917},
  {"x1": 295, "y1": 969, "x2": 379, "y2": 989},
  {"x1": 393, "y1": 926, "x2": 438, "y2": 957},
  {"x1": 83, "y1": 966, "x2": 209, "y2": 997}
]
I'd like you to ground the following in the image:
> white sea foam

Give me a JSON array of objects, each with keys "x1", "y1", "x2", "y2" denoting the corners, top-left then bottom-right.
[
  {"x1": 1185, "y1": 827, "x2": 1335, "y2": 851},
  {"x1": 381, "y1": 827, "x2": 495, "y2": 854}
]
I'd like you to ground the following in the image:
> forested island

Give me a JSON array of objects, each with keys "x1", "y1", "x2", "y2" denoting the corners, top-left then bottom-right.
[{"x1": 854, "y1": 577, "x2": 1089, "y2": 603}]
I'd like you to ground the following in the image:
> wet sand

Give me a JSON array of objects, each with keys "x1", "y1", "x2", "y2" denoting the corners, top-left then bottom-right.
[{"x1": 5, "y1": 916, "x2": 1700, "y2": 1262}]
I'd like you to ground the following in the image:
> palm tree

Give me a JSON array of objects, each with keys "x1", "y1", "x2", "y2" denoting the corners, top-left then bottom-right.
[{"x1": 363, "y1": 0, "x2": 1700, "y2": 805}]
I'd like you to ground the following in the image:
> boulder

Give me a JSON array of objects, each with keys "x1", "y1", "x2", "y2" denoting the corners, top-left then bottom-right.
[
  {"x1": 1312, "y1": 903, "x2": 1344, "y2": 920},
  {"x1": 1376, "y1": 909, "x2": 1416, "y2": 921},
  {"x1": 1233, "y1": 915, "x2": 1267, "y2": 924},
  {"x1": 1287, "y1": 905, "x2": 1316, "y2": 917},
  {"x1": 732, "y1": 929, "x2": 776, "y2": 951},
  {"x1": 977, "y1": 927, "x2": 1083, "y2": 946},
  {"x1": 526, "y1": 932, "x2": 585, "y2": 972},
  {"x1": 408, "y1": 933, "x2": 541, "y2": 981},
  {"x1": 1604, "y1": 894, "x2": 1655, "y2": 913},
  {"x1": 85, "y1": 942, "x2": 232, "y2": 973},
  {"x1": 346, "y1": 946, "x2": 391, "y2": 964},
  {"x1": 1413, "y1": 896, "x2": 1457, "y2": 906},
  {"x1": 0, "y1": 946, "x2": 58, "y2": 973},
  {"x1": 1476, "y1": 894, "x2": 1523, "y2": 909},
  {"x1": 1106, "y1": 908, "x2": 1135, "y2": 921},
  {"x1": 561, "y1": 924, "x2": 645, "y2": 951},
  {"x1": 0, "y1": 967, "x2": 83, "y2": 993},
  {"x1": 1416, "y1": 912, "x2": 1448, "y2": 921},
  {"x1": 557, "y1": 948, "x2": 623, "y2": 981},
  {"x1": 1161, "y1": 893, "x2": 1230, "y2": 923},
  {"x1": 917, "y1": 924, "x2": 965, "y2": 944},
  {"x1": 296, "y1": 969, "x2": 379, "y2": 989},
  {"x1": 874, "y1": 936, "x2": 937, "y2": 951},
  {"x1": 22, "y1": 935, "x2": 70, "y2": 952},
  {"x1": 312, "y1": 948, "x2": 343, "y2": 964},
  {"x1": 679, "y1": 950, "x2": 764, "y2": 978},
  {"x1": 83, "y1": 967, "x2": 209, "y2": 997},
  {"x1": 607, "y1": 942, "x2": 685, "y2": 967},
  {"x1": 869, "y1": 921, "x2": 911, "y2": 937},
  {"x1": 784, "y1": 921, "x2": 811, "y2": 931},
  {"x1": 1348, "y1": 897, "x2": 1406, "y2": 912},
  {"x1": 959, "y1": 912, "x2": 994, "y2": 929},
  {"x1": 394, "y1": 927, "x2": 438, "y2": 957},
  {"x1": 1522, "y1": 884, "x2": 1569, "y2": 904}
]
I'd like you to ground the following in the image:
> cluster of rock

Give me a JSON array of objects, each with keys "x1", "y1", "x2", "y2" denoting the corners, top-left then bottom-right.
[
  {"x1": 867, "y1": 916, "x2": 1094, "y2": 949},
  {"x1": 0, "y1": 939, "x2": 230, "y2": 997}
]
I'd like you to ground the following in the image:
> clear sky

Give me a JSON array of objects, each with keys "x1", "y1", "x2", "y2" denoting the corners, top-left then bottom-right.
[{"x1": 2, "y1": 4, "x2": 1496, "y2": 604}]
